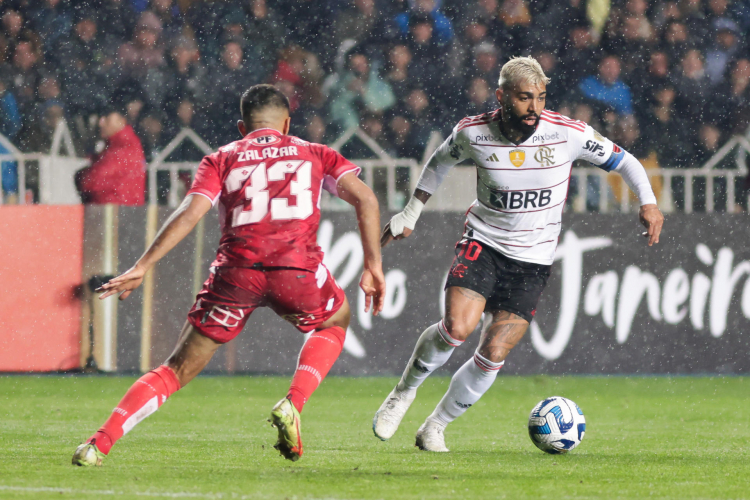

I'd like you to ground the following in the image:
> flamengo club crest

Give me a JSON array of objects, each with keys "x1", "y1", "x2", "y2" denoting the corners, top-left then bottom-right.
[
  {"x1": 509, "y1": 149, "x2": 525, "y2": 167},
  {"x1": 534, "y1": 146, "x2": 555, "y2": 166}
]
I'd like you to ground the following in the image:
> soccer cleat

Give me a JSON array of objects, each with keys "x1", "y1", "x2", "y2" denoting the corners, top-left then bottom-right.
[
  {"x1": 372, "y1": 386, "x2": 417, "y2": 440},
  {"x1": 415, "y1": 418, "x2": 449, "y2": 452},
  {"x1": 270, "y1": 397, "x2": 303, "y2": 461},
  {"x1": 71, "y1": 440, "x2": 105, "y2": 467}
]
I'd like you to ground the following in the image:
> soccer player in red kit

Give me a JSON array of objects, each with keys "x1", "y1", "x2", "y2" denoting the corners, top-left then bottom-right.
[{"x1": 72, "y1": 84, "x2": 385, "y2": 465}]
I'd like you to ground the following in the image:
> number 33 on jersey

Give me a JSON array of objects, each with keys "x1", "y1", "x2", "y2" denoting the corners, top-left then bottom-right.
[{"x1": 187, "y1": 128, "x2": 361, "y2": 272}]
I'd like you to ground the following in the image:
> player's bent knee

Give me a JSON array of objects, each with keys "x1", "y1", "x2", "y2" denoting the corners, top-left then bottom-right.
[{"x1": 442, "y1": 316, "x2": 479, "y2": 342}]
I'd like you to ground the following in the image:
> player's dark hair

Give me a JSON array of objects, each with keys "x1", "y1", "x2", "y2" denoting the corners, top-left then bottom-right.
[{"x1": 240, "y1": 84, "x2": 290, "y2": 123}]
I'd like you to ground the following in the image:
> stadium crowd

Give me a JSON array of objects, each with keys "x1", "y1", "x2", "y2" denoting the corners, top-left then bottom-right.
[{"x1": 1, "y1": 0, "x2": 749, "y2": 206}]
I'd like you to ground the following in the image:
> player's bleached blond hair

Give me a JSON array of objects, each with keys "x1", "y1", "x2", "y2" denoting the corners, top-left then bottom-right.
[{"x1": 498, "y1": 56, "x2": 551, "y2": 90}]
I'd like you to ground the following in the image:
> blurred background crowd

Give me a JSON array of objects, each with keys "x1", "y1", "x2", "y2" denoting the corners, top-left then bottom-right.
[{"x1": 1, "y1": 0, "x2": 749, "y2": 202}]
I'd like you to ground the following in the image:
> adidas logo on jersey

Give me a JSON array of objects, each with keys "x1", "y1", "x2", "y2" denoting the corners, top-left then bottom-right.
[{"x1": 485, "y1": 153, "x2": 499, "y2": 162}]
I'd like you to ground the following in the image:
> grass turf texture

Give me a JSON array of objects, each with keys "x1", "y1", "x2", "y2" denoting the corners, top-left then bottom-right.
[{"x1": 0, "y1": 376, "x2": 748, "y2": 500}]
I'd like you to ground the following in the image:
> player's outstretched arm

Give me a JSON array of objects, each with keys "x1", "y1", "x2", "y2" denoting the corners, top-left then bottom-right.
[
  {"x1": 381, "y1": 188, "x2": 432, "y2": 248},
  {"x1": 336, "y1": 172, "x2": 386, "y2": 315},
  {"x1": 97, "y1": 194, "x2": 213, "y2": 300}
]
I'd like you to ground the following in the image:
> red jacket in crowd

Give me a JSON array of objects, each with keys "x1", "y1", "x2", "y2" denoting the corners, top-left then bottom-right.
[{"x1": 76, "y1": 125, "x2": 146, "y2": 205}]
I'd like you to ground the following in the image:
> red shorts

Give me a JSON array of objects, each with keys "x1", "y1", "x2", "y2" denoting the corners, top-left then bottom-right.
[{"x1": 187, "y1": 264, "x2": 346, "y2": 343}]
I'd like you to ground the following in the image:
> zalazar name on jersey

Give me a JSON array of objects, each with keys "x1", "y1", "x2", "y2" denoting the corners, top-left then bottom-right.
[
  {"x1": 417, "y1": 109, "x2": 625, "y2": 266},
  {"x1": 188, "y1": 128, "x2": 360, "y2": 271}
]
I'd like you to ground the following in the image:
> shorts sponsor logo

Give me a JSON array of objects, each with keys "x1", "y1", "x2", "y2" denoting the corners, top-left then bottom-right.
[
  {"x1": 534, "y1": 146, "x2": 555, "y2": 166},
  {"x1": 490, "y1": 189, "x2": 553, "y2": 210},
  {"x1": 509, "y1": 149, "x2": 525, "y2": 167},
  {"x1": 207, "y1": 305, "x2": 245, "y2": 328},
  {"x1": 532, "y1": 132, "x2": 560, "y2": 143}
]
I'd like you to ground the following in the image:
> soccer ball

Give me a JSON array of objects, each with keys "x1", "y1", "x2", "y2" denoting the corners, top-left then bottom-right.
[{"x1": 528, "y1": 396, "x2": 586, "y2": 454}]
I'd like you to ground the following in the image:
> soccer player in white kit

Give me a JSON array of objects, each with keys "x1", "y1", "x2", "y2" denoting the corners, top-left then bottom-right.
[{"x1": 372, "y1": 56, "x2": 664, "y2": 451}]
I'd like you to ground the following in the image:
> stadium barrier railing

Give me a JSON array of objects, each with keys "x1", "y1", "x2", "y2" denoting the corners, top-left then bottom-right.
[{"x1": 1, "y1": 125, "x2": 749, "y2": 213}]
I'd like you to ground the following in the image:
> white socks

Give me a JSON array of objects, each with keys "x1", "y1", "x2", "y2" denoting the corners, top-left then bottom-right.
[
  {"x1": 429, "y1": 351, "x2": 504, "y2": 427},
  {"x1": 397, "y1": 321, "x2": 463, "y2": 391}
]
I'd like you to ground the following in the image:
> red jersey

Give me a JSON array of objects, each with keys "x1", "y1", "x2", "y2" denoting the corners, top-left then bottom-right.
[{"x1": 188, "y1": 128, "x2": 360, "y2": 272}]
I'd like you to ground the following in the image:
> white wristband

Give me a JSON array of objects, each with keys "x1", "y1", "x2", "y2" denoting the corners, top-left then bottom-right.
[{"x1": 389, "y1": 197, "x2": 424, "y2": 237}]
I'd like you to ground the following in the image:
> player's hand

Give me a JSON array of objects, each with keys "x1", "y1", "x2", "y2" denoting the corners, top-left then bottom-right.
[
  {"x1": 96, "y1": 265, "x2": 147, "y2": 300},
  {"x1": 381, "y1": 222, "x2": 412, "y2": 248},
  {"x1": 359, "y1": 267, "x2": 386, "y2": 315},
  {"x1": 639, "y1": 204, "x2": 664, "y2": 246}
]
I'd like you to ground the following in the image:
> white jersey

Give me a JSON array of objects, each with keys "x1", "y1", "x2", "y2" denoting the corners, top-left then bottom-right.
[{"x1": 417, "y1": 109, "x2": 632, "y2": 265}]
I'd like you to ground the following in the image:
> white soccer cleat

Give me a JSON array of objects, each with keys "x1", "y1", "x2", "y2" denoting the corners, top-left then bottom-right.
[
  {"x1": 372, "y1": 386, "x2": 417, "y2": 441},
  {"x1": 415, "y1": 418, "x2": 449, "y2": 452},
  {"x1": 71, "y1": 441, "x2": 105, "y2": 466}
]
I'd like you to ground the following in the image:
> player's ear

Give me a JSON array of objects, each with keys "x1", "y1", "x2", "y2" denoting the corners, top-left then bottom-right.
[
  {"x1": 282, "y1": 116, "x2": 291, "y2": 135},
  {"x1": 495, "y1": 87, "x2": 503, "y2": 104},
  {"x1": 237, "y1": 120, "x2": 247, "y2": 137}
]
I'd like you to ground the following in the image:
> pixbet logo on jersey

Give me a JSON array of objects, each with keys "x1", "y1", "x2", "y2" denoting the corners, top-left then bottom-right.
[{"x1": 490, "y1": 189, "x2": 553, "y2": 210}]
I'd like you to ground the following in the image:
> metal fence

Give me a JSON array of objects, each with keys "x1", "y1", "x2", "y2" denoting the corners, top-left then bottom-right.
[{"x1": 2, "y1": 122, "x2": 749, "y2": 213}]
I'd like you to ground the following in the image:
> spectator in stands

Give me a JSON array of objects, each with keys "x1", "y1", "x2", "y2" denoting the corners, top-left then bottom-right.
[
  {"x1": 402, "y1": 87, "x2": 435, "y2": 147},
  {"x1": 497, "y1": 0, "x2": 532, "y2": 54},
  {"x1": 447, "y1": 18, "x2": 490, "y2": 80},
  {"x1": 97, "y1": 0, "x2": 137, "y2": 45},
  {"x1": 230, "y1": 0, "x2": 287, "y2": 77},
  {"x1": 405, "y1": 13, "x2": 455, "y2": 104},
  {"x1": 147, "y1": 0, "x2": 182, "y2": 44},
  {"x1": 0, "y1": 76, "x2": 20, "y2": 198},
  {"x1": 333, "y1": 0, "x2": 381, "y2": 47},
  {"x1": 28, "y1": 0, "x2": 71, "y2": 58},
  {"x1": 55, "y1": 13, "x2": 113, "y2": 124},
  {"x1": 384, "y1": 44, "x2": 413, "y2": 101},
  {"x1": 395, "y1": 0, "x2": 454, "y2": 45},
  {"x1": 9, "y1": 41, "x2": 42, "y2": 112},
  {"x1": 579, "y1": 55, "x2": 634, "y2": 116},
  {"x1": 662, "y1": 20, "x2": 690, "y2": 62},
  {"x1": 560, "y1": 25, "x2": 598, "y2": 89},
  {"x1": 464, "y1": 77, "x2": 496, "y2": 116},
  {"x1": 301, "y1": 114, "x2": 327, "y2": 144},
  {"x1": 386, "y1": 112, "x2": 422, "y2": 160},
  {"x1": 159, "y1": 36, "x2": 205, "y2": 106},
  {"x1": 117, "y1": 11, "x2": 165, "y2": 80},
  {"x1": 137, "y1": 108, "x2": 167, "y2": 162},
  {"x1": 329, "y1": 49, "x2": 395, "y2": 131},
  {"x1": 705, "y1": 20, "x2": 743, "y2": 86},
  {"x1": 469, "y1": 41, "x2": 500, "y2": 85},
  {"x1": 630, "y1": 50, "x2": 671, "y2": 123},
  {"x1": 0, "y1": 77, "x2": 21, "y2": 140},
  {"x1": 209, "y1": 41, "x2": 257, "y2": 144},
  {"x1": 709, "y1": 58, "x2": 750, "y2": 134},
  {"x1": 15, "y1": 75, "x2": 64, "y2": 152},
  {"x1": 673, "y1": 49, "x2": 711, "y2": 121},
  {"x1": 75, "y1": 106, "x2": 146, "y2": 205}
]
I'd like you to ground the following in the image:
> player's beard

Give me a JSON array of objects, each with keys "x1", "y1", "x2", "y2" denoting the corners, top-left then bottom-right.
[{"x1": 509, "y1": 110, "x2": 539, "y2": 136}]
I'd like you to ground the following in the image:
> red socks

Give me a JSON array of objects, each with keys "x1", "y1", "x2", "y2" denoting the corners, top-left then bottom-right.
[
  {"x1": 287, "y1": 326, "x2": 346, "y2": 412},
  {"x1": 89, "y1": 365, "x2": 181, "y2": 455},
  {"x1": 88, "y1": 328, "x2": 344, "y2": 454}
]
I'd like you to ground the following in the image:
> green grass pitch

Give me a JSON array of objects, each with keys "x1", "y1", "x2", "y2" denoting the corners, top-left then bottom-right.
[{"x1": 0, "y1": 375, "x2": 748, "y2": 499}]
